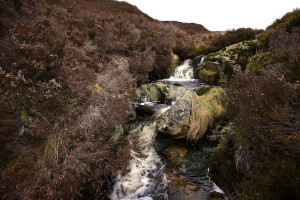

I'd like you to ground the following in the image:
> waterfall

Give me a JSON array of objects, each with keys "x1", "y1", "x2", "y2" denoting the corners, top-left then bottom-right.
[
  {"x1": 110, "y1": 108, "x2": 170, "y2": 200},
  {"x1": 169, "y1": 59, "x2": 194, "y2": 80}
]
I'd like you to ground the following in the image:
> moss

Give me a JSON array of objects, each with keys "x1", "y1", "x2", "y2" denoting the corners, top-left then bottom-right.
[
  {"x1": 199, "y1": 69, "x2": 218, "y2": 83},
  {"x1": 198, "y1": 61, "x2": 219, "y2": 83},
  {"x1": 246, "y1": 51, "x2": 288, "y2": 74},
  {"x1": 205, "y1": 52, "x2": 219, "y2": 62},
  {"x1": 136, "y1": 82, "x2": 168, "y2": 103},
  {"x1": 140, "y1": 84, "x2": 162, "y2": 102},
  {"x1": 113, "y1": 125, "x2": 125, "y2": 141},
  {"x1": 258, "y1": 30, "x2": 272, "y2": 49},
  {"x1": 44, "y1": 138, "x2": 56, "y2": 158},
  {"x1": 268, "y1": 9, "x2": 300, "y2": 30},
  {"x1": 4, "y1": 90, "x2": 11, "y2": 96},
  {"x1": 135, "y1": 88, "x2": 142, "y2": 101},
  {"x1": 20, "y1": 110, "x2": 27, "y2": 119},
  {"x1": 194, "y1": 87, "x2": 212, "y2": 96},
  {"x1": 173, "y1": 83, "x2": 183, "y2": 88},
  {"x1": 166, "y1": 52, "x2": 179, "y2": 77},
  {"x1": 34, "y1": 82, "x2": 42, "y2": 87}
]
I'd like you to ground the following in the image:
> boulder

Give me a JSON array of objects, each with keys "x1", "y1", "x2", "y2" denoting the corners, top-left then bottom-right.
[
  {"x1": 135, "y1": 82, "x2": 168, "y2": 103},
  {"x1": 156, "y1": 87, "x2": 226, "y2": 141},
  {"x1": 135, "y1": 104, "x2": 155, "y2": 118},
  {"x1": 198, "y1": 61, "x2": 220, "y2": 83},
  {"x1": 198, "y1": 40, "x2": 257, "y2": 84}
]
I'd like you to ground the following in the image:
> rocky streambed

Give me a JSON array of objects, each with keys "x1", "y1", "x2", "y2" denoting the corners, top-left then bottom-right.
[{"x1": 110, "y1": 60, "x2": 226, "y2": 200}]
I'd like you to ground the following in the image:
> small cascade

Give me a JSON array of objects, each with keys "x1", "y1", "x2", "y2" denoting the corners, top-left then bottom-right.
[
  {"x1": 169, "y1": 59, "x2": 194, "y2": 80},
  {"x1": 159, "y1": 58, "x2": 209, "y2": 89},
  {"x1": 199, "y1": 56, "x2": 205, "y2": 65},
  {"x1": 110, "y1": 107, "x2": 171, "y2": 200}
]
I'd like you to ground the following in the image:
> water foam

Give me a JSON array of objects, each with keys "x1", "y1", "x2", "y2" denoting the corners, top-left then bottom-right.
[
  {"x1": 169, "y1": 59, "x2": 194, "y2": 80},
  {"x1": 110, "y1": 121, "x2": 168, "y2": 200}
]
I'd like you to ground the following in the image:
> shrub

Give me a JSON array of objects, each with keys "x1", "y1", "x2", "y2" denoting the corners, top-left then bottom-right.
[
  {"x1": 219, "y1": 73, "x2": 300, "y2": 199},
  {"x1": 202, "y1": 28, "x2": 262, "y2": 54}
]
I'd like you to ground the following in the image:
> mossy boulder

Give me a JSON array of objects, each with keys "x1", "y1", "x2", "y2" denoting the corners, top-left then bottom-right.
[
  {"x1": 198, "y1": 61, "x2": 219, "y2": 83},
  {"x1": 205, "y1": 40, "x2": 256, "y2": 66},
  {"x1": 198, "y1": 40, "x2": 256, "y2": 84},
  {"x1": 194, "y1": 87, "x2": 212, "y2": 96},
  {"x1": 135, "y1": 82, "x2": 168, "y2": 103},
  {"x1": 156, "y1": 87, "x2": 226, "y2": 141}
]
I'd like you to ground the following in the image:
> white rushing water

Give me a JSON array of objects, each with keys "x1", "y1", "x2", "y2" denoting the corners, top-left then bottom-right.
[
  {"x1": 110, "y1": 117, "x2": 169, "y2": 200},
  {"x1": 169, "y1": 59, "x2": 194, "y2": 81}
]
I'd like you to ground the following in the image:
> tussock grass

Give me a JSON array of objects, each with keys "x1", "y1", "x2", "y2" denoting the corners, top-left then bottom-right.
[{"x1": 187, "y1": 87, "x2": 226, "y2": 141}]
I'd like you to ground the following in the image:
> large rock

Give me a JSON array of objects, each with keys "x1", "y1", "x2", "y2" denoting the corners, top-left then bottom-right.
[
  {"x1": 156, "y1": 87, "x2": 226, "y2": 141},
  {"x1": 198, "y1": 40, "x2": 256, "y2": 84},
  {"x1": 198, "y1": 61, "x2": 220, "y2": 83},
  {"x1": 135, "y1": 82, "x2": 168, "y2": 103}
]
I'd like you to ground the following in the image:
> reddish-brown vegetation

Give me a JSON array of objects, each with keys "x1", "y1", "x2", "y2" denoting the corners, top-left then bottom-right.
[
  {"x1": 210, "y1": 9, "x2": 300, "y2": 200},
  {"x1": 0, "y1": 0, "x2": 192, "y2": 198}
]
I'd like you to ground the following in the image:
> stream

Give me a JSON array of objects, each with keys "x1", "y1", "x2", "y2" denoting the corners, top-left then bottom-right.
[{"x1": 110, "y1": 59, "x2": 223, "y2": 200}]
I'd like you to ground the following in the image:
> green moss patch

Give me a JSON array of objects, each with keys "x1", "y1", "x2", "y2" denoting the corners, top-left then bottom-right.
[
  {"x1": 194, "y1": 87, "x2": 212, "y2": 96},
  {"x1": 246, "y1": 51, "x2": 288, "y2": 74},
  {"x1": 173, "y1": 83, "x2": 183, "y2": 88}
]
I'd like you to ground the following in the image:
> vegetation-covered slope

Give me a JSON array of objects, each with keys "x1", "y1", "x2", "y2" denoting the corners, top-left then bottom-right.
[
  {"x1": 0, "y1": 0, "x2": 299, "y2": 199},
  {"x1": 209, "y1": 9, "x2": 300, "y2": 200},
  {"x1": 0, "y1": 0, "x2": 197, "y2": 198}
]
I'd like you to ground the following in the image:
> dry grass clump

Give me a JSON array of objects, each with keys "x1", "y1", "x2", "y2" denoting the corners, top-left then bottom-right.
[{"x1": 187, "y1": 87, "x2": 226, "y2": 141}]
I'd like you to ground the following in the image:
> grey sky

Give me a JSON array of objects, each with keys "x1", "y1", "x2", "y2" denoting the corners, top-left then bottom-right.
[{"x1": 118, "y1": 0, "x2": 299, "y2": 31}]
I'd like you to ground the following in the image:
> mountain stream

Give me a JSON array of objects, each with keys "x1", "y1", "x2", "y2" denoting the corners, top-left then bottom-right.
[{"x1": 110, "y1": 59, "x2": 223, "y2": 200}]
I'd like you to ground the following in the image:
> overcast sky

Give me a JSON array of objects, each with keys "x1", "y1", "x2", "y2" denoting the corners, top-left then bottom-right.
[{"x1": 118, "y1": 0, "x2": 299, "y2": 31}]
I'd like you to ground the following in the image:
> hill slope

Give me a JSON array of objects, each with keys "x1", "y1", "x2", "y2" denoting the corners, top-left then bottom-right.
[{"x1": 0, "y1": 0, "x2": 192, "y2": 198}]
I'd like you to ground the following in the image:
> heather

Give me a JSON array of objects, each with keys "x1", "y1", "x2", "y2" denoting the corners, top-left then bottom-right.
[
  {"x1": 0, "y1": 0, "x2": 299, "y2": 199},
  {"x1": 0, "y1": 0, "x2": 184, "y2": 198}
]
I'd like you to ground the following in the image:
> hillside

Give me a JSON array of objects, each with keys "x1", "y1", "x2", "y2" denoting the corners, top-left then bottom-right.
[
  {"x1": 0, "y1": 0, "x2": 187, "y2": 198},
  {"x1": 0, "y1": 0, "x2": 299, "y2": 199},
  {"x1": 205, "y1": 9, "x2": 300, "y2": 200},
  {"x1": 163, "y1": 21, "x2": 210, "y2": 35}
]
